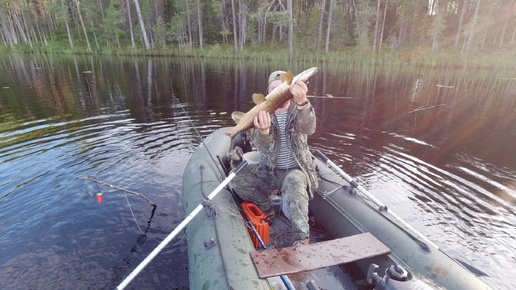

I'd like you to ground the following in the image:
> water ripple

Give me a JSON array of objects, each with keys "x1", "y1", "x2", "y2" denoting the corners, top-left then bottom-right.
[{"x1": 0, "y1": 106, "x2": 196, "y2": 289}]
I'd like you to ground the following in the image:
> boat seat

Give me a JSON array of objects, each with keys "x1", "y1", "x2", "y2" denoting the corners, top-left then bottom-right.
[{"x1": 250, "y1": 232, "x2": 391, "y2": 278}]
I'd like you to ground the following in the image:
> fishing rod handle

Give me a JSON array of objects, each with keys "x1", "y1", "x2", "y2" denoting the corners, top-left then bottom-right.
[
  {"x1": 315, "y1": 149, "x2": 438, "y2": 250},
  {"x1": 231, "y1": 160, "x2": 248, "y2": 175},
  {"x1": 315, "y1": 150, "x2": 354, "y2": 182},
  {"x1": 314, "y1": 150, "x2": 329, "y2": 162}
]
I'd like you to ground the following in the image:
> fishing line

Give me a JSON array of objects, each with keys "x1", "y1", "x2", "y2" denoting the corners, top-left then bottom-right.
[
  {"x1": 171, "y1": 78, "x2": 291, "y2": 284},
  {"x1": 123, "y1": 190, "x2": 144, "y2": 233},
  {"x1": 84, "y1": 176, "x2": 157, "y2": 234},
  {"x1": 216, "y1": 157, "x2": 295, "y2": 290},
  {"x1": 112, "y1": 205, "x2": 159, "y2": 284},
  {"x1": 171, "y1": 78, "x2": 226, "y2": 179},
  {"x1": 84, "y1": 176, "x2": 156, "y2": 206},
  {"x1": 169, "y1": 75, "x2": 297, "y2": 289}
]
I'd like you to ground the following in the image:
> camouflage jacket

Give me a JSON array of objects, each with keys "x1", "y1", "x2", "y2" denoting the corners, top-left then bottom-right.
[{"x1": 252, "y1": 100, "x2": 319, "y2": 197}]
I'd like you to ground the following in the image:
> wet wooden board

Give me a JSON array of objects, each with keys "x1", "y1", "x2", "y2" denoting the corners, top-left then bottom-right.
[{"x1": 250, "y1": 232, "x2": 391, "y2": 278}]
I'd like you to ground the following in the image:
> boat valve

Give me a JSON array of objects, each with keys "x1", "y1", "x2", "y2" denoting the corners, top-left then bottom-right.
[
  {"x1": 203, "y1": 237, "x2": 217, "y2": 250},
  {"x1": 367, "y1": 264, "x2": 413, "y2": 290},
  {"x1": 387, "y1": 264, "x2": 409, "y2": 281},
  {"x1": 368, "y1": 264, "x2": 437, "y2": 290}
]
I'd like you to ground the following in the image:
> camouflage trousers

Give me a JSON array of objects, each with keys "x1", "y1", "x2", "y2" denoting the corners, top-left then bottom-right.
[{"x1": 230, "y1": 164, "x2": 310, "y2": 240}]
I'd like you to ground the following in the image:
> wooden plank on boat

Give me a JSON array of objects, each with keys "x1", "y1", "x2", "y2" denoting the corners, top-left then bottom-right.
[{"x1": 250, "y1": 232, "x2": 390, "y2": 278}]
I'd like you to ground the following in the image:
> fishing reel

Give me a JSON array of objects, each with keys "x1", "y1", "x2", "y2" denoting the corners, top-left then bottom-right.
[{"x1": 232, "y1": 130, "x2": 253, "y2": 152}]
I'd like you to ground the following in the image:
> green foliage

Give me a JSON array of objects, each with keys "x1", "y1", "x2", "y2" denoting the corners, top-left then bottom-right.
[
  {"x1": 167, "y1": 10, "x2": 188, "y2": 45},
  {"x1": 153, "y1": 16, "x2": 167, "y2": 47},
  {"x1": 0, "y1": 0, "x2": 515, "y2": 69},
  {"x1": 354, "y1": 1, "x2": 376, "y2": 51},
  {"x1": 267, "y1": 11, "x2": 290, "y2": 27},
  {"x1": 100, "y1": 0, "x2": 124, "y2": 47},
  {"x1": 332, "y1": 4, "x2": 353, "y2": 48},
  {"x1": 0, "y1": 114, "x2": 23, "y2": 134},
  {"x1": 428, "y1": 14, "x2": 446, "y2": 50}
]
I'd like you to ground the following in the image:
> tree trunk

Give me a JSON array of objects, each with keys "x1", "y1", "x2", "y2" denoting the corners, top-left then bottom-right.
[
  {"x1": 238, "y1": 0, "x2": 247, "y2": 51},
  {"x1": 257, "y1": 13, "x2": 264, "y2": 43},
  {"x1": 410, "y1": 10, "x2": 417, "y2": 45},
  {"x1": 126, "y1": 0, "x2": 135, "y2": 48},
  {"x1": 186, "y1": 0, "x2": 193, "y2": 48},
  {"x1": 454, "y1": 0, "x2": 467, "y2": 48},
  {"x1": 498, "y1": 16, "x2": 508, "y2": 48},
  {"x1": 316, "y1": 0, "x2": 326, "y2": 51},
  {"x1": 60, "y1": 0, "x2": 74, "y2": 49},
  {"x1": 511, "y1": 25, "x2": 516, "y2": 46},
  {"x1": 133, "y1": 0, "x2": 150, "y2": 49},
  {"x1": 231, "y1": 0, "x2": 238, "y2": 51},
  {"x1": 196, "y1": 0, "x2": 203, "y2": 49},
  {"x1": 372, "y1": 0, "x2": 381, "y2": 53},
  {"x1": 220, "y1": 0, "x2": 228, "y2": 43},
  {"x1": 98, "y1": 0, "x2": 105, "y2": 21},
  {"x1": 325, "y1": 0, "x2": 335, "y2": 53},
  {"x1": 512, "y1": 1, "x2": 516, "y2": 45},
  {"x1": 20, "y1": 6, "x2": 34, "y2": 47},
  {"x1": 287, "y1": 0, "x2": 293, "y2": 57},
  {"x1": 429, "y1": 0, "x2": 437, "y2": 15},
  {"x1": 379, "y1": 0, "x2": 388, "y2": 52},
  {"x1": 90, "y1": 19, "x2": 100, "y2": 49},
  {"x1": 498, "y1": 1, "x2": 515, "y2": 47},
  {"x1": 73, "y1": 0, "x2": 92, "y2": 52},
  {"x1": 1, "y1": 17, "x2": 17, "y2": 46},
  {"x1": 11, "y1": 11, "x2": 29, "y2": 44},
  {"x1": 463, "y1": 0, "x2": 480, "y2": 55},
  {"x1": 29, "y1": 14, "x2": 41, "y2": 45},
  {"x1": 398, "y1": 21, "x2": 405, "y2": 46}
]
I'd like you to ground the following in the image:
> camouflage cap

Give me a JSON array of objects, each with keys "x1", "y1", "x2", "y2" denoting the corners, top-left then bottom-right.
[{"x1": 268, "y1": 70, "x2": 286, "y2": 85}]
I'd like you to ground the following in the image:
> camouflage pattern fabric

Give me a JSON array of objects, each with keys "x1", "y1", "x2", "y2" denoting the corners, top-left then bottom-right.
[
  {"x1": 229, "y1": 163, "x2": 310, "y2": 240},
  {"x1": 252, "y1": 100, "x2": 319, "y2": 195},
  {"x1": 228, "y1": 100, "x2": 318, "y2": 241}
]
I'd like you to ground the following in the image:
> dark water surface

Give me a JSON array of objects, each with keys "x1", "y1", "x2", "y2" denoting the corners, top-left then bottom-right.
[{"x1": 0, "y1": 55, "x2": 514, "y2": 289}]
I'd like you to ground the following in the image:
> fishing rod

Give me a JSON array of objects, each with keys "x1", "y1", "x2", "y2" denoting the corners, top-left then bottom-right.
[
  {"x1": 174, "y1": 78, "x2": 294, "y2": 288},
  {"x1": 117, "y1": 85, "x2": 248, "y2": 289},
  {"x1": 170, "y1": 82, "x2": 226, "y2": 177},
  {"x1": 314, "y1": 149, "x2": 439, "y2": 250},
  {"x1": 242, "y1": 206, "x2": 295, "y2": 290},
  {"x1": 84, "y1": 176, "x2": 156, "y2": 207},
  {"x1": 112, "y1": 205, "x2": 157, "y2": 280},
  {"x1": 116, "y1": 160, "x2": 248, "y2": 290},
  {"x1": 307, "y1": 94, "x2": 352, "y2": 99},
  {"x1": 314, "y1": 150, "x2": 492, "y2": 277}
]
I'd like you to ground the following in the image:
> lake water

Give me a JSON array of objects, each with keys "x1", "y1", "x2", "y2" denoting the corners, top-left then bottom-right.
[{"x1": 0, "y1": 55, "x2": 514, "y2": 289}]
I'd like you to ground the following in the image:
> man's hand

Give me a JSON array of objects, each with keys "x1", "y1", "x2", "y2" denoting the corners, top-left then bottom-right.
[
  {"x1": 291, "y1": 80, "x2": 308, "y2": 106},
  {"x1": 254, "y1": 110, "x2": 271, "y2": 135}
]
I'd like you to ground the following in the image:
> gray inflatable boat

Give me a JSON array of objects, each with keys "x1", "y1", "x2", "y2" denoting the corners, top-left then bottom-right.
[{"x1": 182, "y1": 127, "x2": 492, "y2": 290}]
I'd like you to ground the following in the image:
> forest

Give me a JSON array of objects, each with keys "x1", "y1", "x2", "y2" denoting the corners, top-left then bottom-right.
[{"x1": 1, "y1": 0, "x2": 516, "y2": 65}]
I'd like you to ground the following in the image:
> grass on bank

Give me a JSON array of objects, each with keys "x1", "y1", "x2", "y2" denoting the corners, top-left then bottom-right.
[{"x1": 2, "y1": 41, "x2": 516, "y2": 70}]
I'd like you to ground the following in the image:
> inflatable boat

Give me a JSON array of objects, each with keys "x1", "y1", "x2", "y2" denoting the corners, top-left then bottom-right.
[{"x1": 182, "y1": 127, "x2": 492, "y2": 290}]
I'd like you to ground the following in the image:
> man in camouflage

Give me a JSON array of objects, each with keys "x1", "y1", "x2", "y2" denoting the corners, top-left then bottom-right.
[{"x1": 229, "y1": 70, "x2": 319, "y2": 246}]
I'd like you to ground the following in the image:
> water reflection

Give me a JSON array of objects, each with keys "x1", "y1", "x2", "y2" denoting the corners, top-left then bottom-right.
[
  {"x1": 311, "y1": 67, "x2": 515, "y2": 289},
  {"x1": 0, "y1": 55, "x2": 515, "y2": 289}
]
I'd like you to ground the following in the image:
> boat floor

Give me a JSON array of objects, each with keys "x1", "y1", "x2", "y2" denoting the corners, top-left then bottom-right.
[{"x1": 254, "y1": 213, "x2": 373, "y2": 290}]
